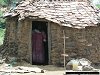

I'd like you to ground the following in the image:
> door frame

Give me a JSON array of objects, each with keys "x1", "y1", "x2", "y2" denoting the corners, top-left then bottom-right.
[{"x1": 30, "y1": 20, "x2": 51, "y2": 65}]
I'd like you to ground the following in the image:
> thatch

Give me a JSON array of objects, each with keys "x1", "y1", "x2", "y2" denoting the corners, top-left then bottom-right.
[{"x1": 4, "y1": 1, "x2": 100, "y2": 29}]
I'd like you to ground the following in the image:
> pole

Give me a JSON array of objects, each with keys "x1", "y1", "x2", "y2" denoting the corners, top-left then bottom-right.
[{"x1": 63, "y1": 30, "x2": 66, "y2": 68}]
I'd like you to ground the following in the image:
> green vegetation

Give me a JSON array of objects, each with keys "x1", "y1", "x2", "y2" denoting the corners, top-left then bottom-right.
[
  {"x1": 92, "y1": 0, "x2": 100, "y2": 9},
  {"x1": 0, "y1": 0, "x2": 23, "y2": 45},
  {"x1": 0, "y1": 11, "x2": 5, "y2": 29},
  {"x1": 96, "y1": 4, "x2": 100, "y2": 8},
  {"x1": 0, "y1": 7, "x2": 5, "y2": 45},
  {"x1": 0, "y1": 28, "x2": 5, "y2": 45},
  {"x1": 0, "y1": 0, "x2": 7, "y2": 6},
  {"x1": 0, "y1": 0, "x2": 14, "y2": 6},
  {"x1": 0, "y1": 0, "x2": 22, "y2": 45}
]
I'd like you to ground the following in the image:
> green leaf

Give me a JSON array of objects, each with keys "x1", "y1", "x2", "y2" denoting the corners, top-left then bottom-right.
[{"x1": 0, "y1": 0, "x2": 7, "y2": 5}]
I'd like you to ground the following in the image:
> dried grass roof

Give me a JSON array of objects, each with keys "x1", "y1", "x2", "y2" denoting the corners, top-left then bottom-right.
[{"x1": 4, "y1": 1, "x2": 100, "y2": 29}]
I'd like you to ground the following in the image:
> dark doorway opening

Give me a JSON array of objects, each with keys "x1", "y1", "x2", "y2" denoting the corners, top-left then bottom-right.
[{"x1": 32, "y1": 21, "x2": 48, "y2": 65}]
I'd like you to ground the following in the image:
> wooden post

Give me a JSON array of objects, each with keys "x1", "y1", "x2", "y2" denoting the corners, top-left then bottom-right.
[
  {"x1": 63, "y1": 30, "x2": 66, "y2": 68},
  {"x1": 61, "y1": 30, "x2": 69, "y2": 68}
]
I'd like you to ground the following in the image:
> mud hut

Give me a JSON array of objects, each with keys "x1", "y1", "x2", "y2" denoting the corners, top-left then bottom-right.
[{"x1": 2, "y1": 0, "x2": 100, "y2": 65}]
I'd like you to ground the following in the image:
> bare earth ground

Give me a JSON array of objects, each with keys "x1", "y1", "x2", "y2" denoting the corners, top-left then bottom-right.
[
  {"x1": 0, "y1": 66, "x2": 66, "y2": 75},
  {"x1": 9, "y1": 71, "x2": 65, "y2": 75},
  {"x1": 1, "y1": 61, "x2": 100, "y2": 75},
  {"x1": 0, "y1": 61, "x2": 66, "y2": 75},
  {"x1": 0, "y1": 71, "x2": 65, "y2": 75},
  {"x1": 18, "y1": 65, "x2": 66, "y2": 75},
  {"x1": 2, "y1": 64, "x2": 100, "y2": 75}
]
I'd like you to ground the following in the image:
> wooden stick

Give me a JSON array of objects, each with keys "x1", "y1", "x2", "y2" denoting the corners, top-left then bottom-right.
[{"x1": 63, "y1": 30, "x2": 66, "y2": 68}]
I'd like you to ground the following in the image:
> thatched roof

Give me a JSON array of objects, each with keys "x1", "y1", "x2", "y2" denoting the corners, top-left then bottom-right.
[{"x1": 4, "y1": 1, "x2": 100, "y2": 29}]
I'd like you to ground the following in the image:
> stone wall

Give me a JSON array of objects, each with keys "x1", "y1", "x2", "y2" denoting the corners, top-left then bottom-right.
[
  {"x1": 1, "y1": 17, "x2": 18, "y2": 58},
  {"x1": 64, "y1": 26, "x2": 100, "y2": 64},
  {"x1": 2, "y1": 17, "x2": 100, "y2": 65},
  {"x1": 50, "y1": 22, "x2": 63, "y2": 65},
  {"x1": 2, "y1": 18, "x2": 32, "y2": 63},
  {"x1": 50, "y1": 23, "x2": 100, "y2": 65},
  {"x1": 17, "y1": 18, "x2": 32, "y2": 62}
]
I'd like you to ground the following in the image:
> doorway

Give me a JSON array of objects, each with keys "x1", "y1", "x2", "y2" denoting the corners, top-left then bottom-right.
[{"x1": 32, "y1": 21, "x2": 48, "y2": 65}]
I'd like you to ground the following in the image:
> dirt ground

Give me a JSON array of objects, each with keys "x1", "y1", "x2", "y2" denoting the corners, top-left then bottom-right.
[
  {"x1": 0, "y1": 61, "x2": 66, "y2": 75},
  {"x1": 0, "y1": 64, "x2": 100, "y2": 75},
  {"x1": 19, "y1": 65, "x2": 65, "y2": 75},
  {"x1": 1, "y1": 60, "x2": 100, "y2": 75},
  {"x1": 0, "y1": 71, "x2": 65, "y2": 75},
  {"x1": 0, "y1": 65, "x2": 66, "y2": 75},
  {"x1": 6, "y1": 71, "x2": 65, "y2": 75}
]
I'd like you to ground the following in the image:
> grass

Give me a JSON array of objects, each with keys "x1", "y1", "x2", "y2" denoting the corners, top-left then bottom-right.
[
  {"x1": 96, "y1": 4, "x2": 100, "y2": 8},
  {"x1": 0, "y1": 28, "x2": 5, "y2": 45}
]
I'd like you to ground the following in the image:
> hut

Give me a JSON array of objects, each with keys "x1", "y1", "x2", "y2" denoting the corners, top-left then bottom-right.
[{"x1": 2, "y1": 0, "x2": 100, "y2": 66}]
